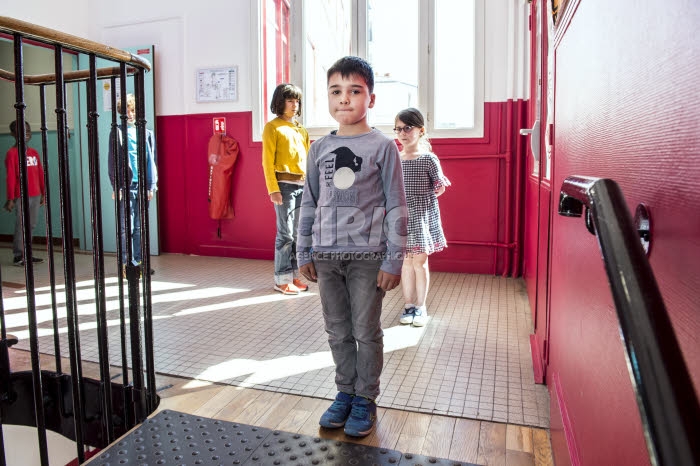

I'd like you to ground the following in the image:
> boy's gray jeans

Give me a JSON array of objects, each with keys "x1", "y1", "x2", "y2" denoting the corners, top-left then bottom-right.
[
  {"x1": 13, "y1": 195, "x2": 41, "y2": 259},
  {"x1": 314, "y1": 254, "x2": 385, "y2": 400}
]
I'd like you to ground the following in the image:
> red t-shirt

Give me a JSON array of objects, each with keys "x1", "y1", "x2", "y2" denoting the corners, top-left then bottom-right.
[{"x1": 5, "y1": 146, "x2": 45, "y2": 199}]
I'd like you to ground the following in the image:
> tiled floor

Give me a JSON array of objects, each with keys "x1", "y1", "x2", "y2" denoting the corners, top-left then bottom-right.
[{"x1": 1, "y1": 247, "x2": 550, "y2": 428}]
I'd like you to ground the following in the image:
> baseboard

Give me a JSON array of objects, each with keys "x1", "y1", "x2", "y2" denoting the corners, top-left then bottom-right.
[
  {"x1": 552, "y1": 372, "x2": 581, "y2": 466},
  {"x1": 0, "y1": 234, "x2": 79, "y2": 248},
  {"x1": 529, "y1": 334, "x2": 545, "y2": 383}
]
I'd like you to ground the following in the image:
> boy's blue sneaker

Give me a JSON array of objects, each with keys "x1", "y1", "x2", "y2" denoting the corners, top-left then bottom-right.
[
  {"x1": 344, "y1": 396, "x2": 377, "y2": 437},
  {"x1": 319, "y1": 392, "x2": 354, "y2": 428},
  {"x1": 399, "y1": 307, "x2": 416, "y2": 325}
]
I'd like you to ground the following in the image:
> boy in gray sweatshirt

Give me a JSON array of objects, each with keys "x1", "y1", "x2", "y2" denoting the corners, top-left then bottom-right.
[{"x1": 298, "y1": 56, "x2": 407, "y2": 437}]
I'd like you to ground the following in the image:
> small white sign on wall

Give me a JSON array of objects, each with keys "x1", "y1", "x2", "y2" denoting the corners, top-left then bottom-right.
[
  {"x1": 102, "y1": 78, "x2": 122, "y2": 112},
  {"x1": 196, "y1": 66, "x2": 238, "y2": 102}
]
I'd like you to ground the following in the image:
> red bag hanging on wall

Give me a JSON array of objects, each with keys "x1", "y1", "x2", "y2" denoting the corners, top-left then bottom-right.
[{"x1": 207, "y1": 133, "x2": 239, "y2": 223}]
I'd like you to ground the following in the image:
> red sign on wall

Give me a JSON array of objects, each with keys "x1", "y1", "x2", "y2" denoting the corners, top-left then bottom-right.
[{"x1": 213, "y1": 117, "x2": 226, "y2": 134}]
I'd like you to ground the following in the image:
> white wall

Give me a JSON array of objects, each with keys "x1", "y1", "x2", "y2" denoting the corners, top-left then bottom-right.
[
  {"x1": 1, "y1": 0, "x2": 90, "y2": 38},
  {"x1": 92, "y1": 0, "x2": 252, "y2": 117}
]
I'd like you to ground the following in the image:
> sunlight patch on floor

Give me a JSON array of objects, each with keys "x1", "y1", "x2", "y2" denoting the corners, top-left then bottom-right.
[
  {"x1": 2, "y1": 282, "x2": 248, "y2": 328},
  {"x1": 173, "y1": 292, "x2": 313, "y2": 317},
  {"x1": 10, "y1": 315, "x2": 172, "y2": 340},
  {"x1": 181, "y1": 379, "x2": 215, "y2": 389},
  {"x1": 3, "y1": 280, "x2": 199, "y2": 310},
  {"x1": 193, "y1": 324, "x2": 425, "y2": 386}
]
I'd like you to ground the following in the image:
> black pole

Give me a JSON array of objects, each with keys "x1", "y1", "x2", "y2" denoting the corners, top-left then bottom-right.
[
  {"x1": 120, "y1": 70, "x2": 146, "y2": 423},
  {"x1": 0, "y1": 263, "x2": 7, "y2": 466},
  {"x1": 0, "y1": 421, "x2": 5, "y2": 466},
  {"x1": 54, "y1": 43, "x2": 86, "y2": 464},
  {"x1": 14, "y1": 33, "x2": 49, "y2": 466},
  {"x1": 134, "y1": 70, "x2": 157, "y2": 410},
  {"x1": 0, "y1": 254, "x2": 5, "y2": 344},
  {"x1": 111, "y1": 74, "x2": 130, "y2": 390},
  {"x1": 87, "y1": 54, "x2": 115, "y2": 444},
  {"x1": 119, "y1": 68, "x2": 133, "y2": 271},
  {"x1": 39, "y1": 84, "x2": 62, "y2": 375}
]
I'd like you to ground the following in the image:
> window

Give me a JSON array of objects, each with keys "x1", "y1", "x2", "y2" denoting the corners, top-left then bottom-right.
[
  {"x1": 262, "y1": 0, "x2": 291, "y2": 123},
  {"x1": 252, "y1": 0, "x2": 484, "y2": 141}
]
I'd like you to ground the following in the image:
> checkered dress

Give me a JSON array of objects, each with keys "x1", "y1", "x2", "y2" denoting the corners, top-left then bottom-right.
[{"x1": 401, "y1": 153, "x2": 450, "y2": 255}]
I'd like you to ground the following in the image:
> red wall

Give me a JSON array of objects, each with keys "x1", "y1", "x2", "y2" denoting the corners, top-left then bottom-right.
[
  {"x1": 544, "y1": 0, "x2": 700, "y2": 465},
  {"x1": 155, "y1": 100, "x2": 528, "y2": 275}
]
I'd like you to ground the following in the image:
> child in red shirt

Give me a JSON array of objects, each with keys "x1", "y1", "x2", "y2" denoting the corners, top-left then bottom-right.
[{"x1": 4, "y1": 120, "x2": 45, "y2": 266}]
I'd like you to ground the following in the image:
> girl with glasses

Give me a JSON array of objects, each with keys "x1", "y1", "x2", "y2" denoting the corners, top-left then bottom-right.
[{"x1": 394, "y1": 108, "x2": 450, "y2": 327}]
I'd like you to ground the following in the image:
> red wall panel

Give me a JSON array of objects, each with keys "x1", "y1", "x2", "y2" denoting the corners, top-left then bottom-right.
[
  {"x1": 546, "y1": 0, "x2": 700, "y2": 464},
  {"x1": 157, "y1": 111, "x2": 274, "y2": 259},
  {"x1": 155, "y1": 101, "x2": 528, "y2": 275}
]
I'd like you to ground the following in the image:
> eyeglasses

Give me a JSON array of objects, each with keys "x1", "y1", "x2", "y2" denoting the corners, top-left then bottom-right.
[{"x1": 393, "y1": 125, "x2": 415, "y2": 134}]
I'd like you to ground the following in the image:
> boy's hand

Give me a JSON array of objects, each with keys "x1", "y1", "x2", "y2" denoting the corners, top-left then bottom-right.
[
  {"x1": 377, "y1": 270, "x2": 400, "y2": 291},
  {"x1": 300, "y1": 262, "x2": 317, "y2": 282},
  {"x1": 40, "y1": 194, "x2": 46, "y2": 206},
  {"x1": 4, "y1": 199, "x2": 15, "y2": 212},
  {"x1": 434, "y1": 185, "x2": 446, "y2": 197},
  {"x1": 270, "y1": 192, "x2": 283, "y2": 205}
]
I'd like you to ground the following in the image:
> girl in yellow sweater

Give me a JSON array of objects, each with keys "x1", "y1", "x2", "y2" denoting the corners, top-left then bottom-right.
[{"x1": 262, "y1": 83, "x2": 310, "y2": 294}]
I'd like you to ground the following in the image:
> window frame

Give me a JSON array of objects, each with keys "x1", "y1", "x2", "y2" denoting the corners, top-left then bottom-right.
[{"x1": 251, "y1": 0, "x2": 485, "y2": 142}]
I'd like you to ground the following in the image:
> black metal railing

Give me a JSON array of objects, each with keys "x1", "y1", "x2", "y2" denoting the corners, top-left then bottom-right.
[
  {"x1": 559, "y1": 175, "x2": 700, "y2": 466},
  {"x1": 0, "y1": 16, "x2": 159, "y2": 465}
]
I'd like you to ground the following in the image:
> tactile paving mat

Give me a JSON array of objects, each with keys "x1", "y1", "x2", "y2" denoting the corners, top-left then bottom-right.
[
  {"x1": 89, "y1": 410, "x2": 481, "y2": 465},
  {"x1": 246, "y1": 430, "x2": 402, "y2": 465},
  {"x1": 91, "y1": 410, "x2": 271, "y2": 465}
]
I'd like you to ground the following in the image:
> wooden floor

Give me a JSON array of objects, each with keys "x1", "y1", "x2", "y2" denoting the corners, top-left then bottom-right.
[{"x1": 9, "y1": 349, "x2": 554, "y2": 465}]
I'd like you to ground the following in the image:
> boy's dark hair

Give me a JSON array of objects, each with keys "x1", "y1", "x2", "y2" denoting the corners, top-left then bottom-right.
[
  {"x1": 9, "y1": 120, "x2": 31, "y2": 137},
  {"x1": 327, "y1": 56, "x2": 374, "y2": 94},
  {"x1": 395, "y1": 107, "x2": 425, "y2": 128},
  {"x1": 270, "y1": 83, "x2": 303, "y2": 117}
]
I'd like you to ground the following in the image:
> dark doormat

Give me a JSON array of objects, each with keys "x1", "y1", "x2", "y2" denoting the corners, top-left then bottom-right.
[{"x1": 88, "y1": 410, "x2": 482, "y2": 465}]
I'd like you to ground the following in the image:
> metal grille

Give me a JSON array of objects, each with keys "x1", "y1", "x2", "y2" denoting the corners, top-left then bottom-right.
[
  {"x1": 90, "y1": 410, "x2": 481, "y2": 466},
  {"x1": 0, "y1": 15, "x2": 158, "y2": 465}
]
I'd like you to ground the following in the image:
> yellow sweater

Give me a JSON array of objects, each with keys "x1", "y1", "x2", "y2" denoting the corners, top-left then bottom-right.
[{"x1": 262, "y1": 117, "x2": 310, "y2": 194}]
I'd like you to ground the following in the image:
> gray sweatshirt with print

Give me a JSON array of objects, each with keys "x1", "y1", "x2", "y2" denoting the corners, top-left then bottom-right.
[{"x1": 297, "y1": 129, "x2": 408, "y2": 275}]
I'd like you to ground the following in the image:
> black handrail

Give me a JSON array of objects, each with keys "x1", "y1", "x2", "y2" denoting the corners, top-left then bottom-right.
[{"x1": 558, "y1": 175, "x2": 700, "y2": 466}]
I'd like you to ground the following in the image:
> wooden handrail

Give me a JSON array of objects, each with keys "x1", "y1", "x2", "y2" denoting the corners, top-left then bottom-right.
[
  {"x1": 0, "y1": 16, "x2": 150, "y2": 71},
  {"x1": 0, "y1": 66, "x2": 136, "y2": 85}
]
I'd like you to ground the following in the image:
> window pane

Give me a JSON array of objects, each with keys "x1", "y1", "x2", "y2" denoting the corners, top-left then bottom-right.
[
  {"x1": 264, "y1": 0, "x2": 280, "y2": 122},
  {"x1": 367, "y1": 0, "x2": 419, "y2": 126},
  {"x1": 434, "y1": 0, "x2": 475, "y2": 129},
  {"x1": 303, "y1": 0, "x2": 352, "y2": 127}
]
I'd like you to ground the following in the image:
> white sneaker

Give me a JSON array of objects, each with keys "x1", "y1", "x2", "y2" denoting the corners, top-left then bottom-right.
[
  {"x1": 412, "y1": 308, "x2": 429, "y2": 327},
  {"x1": 274, "y1": 283, "x2": 300, "y2": 295},
  {"x1": 399, "y1": 307, "x2": 415, "y2": 325}
]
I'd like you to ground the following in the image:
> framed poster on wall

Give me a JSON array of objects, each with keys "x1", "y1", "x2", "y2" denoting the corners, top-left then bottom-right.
[{"x1": 196, "y1": 66, "x2": 238, "y2": 102}]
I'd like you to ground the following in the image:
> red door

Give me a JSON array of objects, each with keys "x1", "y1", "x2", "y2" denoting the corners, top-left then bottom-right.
[{"x1": 523, "y1": 0, "x2": 552, "y2": 383}]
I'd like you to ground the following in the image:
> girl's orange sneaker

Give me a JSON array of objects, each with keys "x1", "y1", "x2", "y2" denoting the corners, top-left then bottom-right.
[{"x1": 292, "y1": 278, "x2": 309, "y2": 292}]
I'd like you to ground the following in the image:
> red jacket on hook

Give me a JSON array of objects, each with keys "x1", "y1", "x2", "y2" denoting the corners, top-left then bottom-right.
[{"x1": 207, "y1": 133, "x2": 239, "y2": 220}]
